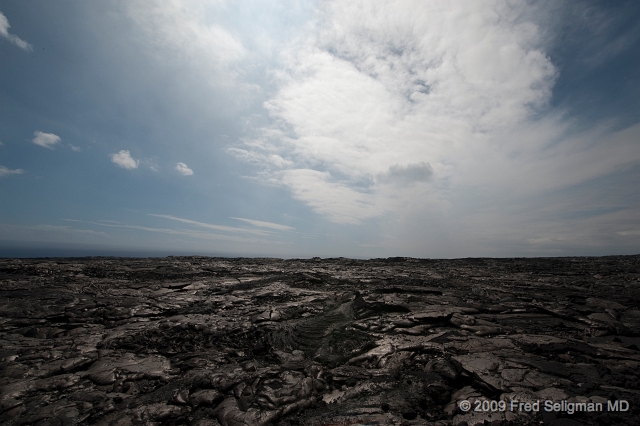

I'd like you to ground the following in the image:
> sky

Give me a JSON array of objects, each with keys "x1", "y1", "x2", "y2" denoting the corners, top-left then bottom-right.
[{"x1": 1, "y1": 0, "x2": 639, "y2": 258}]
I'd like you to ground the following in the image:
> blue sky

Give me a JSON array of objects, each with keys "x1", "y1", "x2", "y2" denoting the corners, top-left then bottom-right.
[{"x1": 1, "y1": 0, "x2": 639, "y2": 258}]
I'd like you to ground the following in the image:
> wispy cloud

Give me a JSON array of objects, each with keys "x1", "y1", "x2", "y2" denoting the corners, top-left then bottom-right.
[
  {"x1": 90, "y1": 219, "x2": 269, "y2": 245},
  {"x1": 125, "y1": 0, "x2": 245, "y2": 88},
  {"x1": 0, "y1": 223, "x2": 108, "y2": 239},
  {"x1": 66, "y1": 215, "x2": 292, "y2": 247},
  {"x1": 0, "y1": 166, "x2": 24, "y2": 177},
  {"x1": 32, "y1": 131, "x2": 61, "y2": 149},
  {"x1": 226, "y1": 147, "x2": 293, "y2": 169},
  {"x1": 32, "y1": 225, "x2": 109, "y2": 237},
  {"x1": 110, "y1": 150, "x2": 139, "y2": 169},
  {"x1": 230, "y1": 217, "x2": 294, "y2": 231},
  {"x1": 148, "y1": 214, "x2": 272, "y2": 236},
  {"x1": 175, "y1": 162, "x2": 193, "y2": 176},
  {"x1": 140, "y1": 157, "x2": 159, "y2": 172},
  {"x1": 0, "y1": 12, "x2": 32, "y2": 51},
  {"x1": 618, "y1": 230, "x2": 640, "y2": 237},
  {"x1": 69, "y1": 144, "x2": 81, "y2": 152}
]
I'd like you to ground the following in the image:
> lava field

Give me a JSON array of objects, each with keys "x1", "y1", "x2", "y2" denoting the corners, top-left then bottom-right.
[{"x1": 1, "y1": 255, "x2": 640, "y2": 425}]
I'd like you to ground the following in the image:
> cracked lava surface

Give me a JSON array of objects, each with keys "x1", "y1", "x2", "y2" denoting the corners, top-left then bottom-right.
[{"x1": 1, "y1": 255, "x2": 640, "y2": 425}]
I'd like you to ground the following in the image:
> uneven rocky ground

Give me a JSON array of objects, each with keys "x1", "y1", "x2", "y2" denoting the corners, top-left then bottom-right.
[{"x1": 1, "y1": 256, "x2": 639, "y2": 425}]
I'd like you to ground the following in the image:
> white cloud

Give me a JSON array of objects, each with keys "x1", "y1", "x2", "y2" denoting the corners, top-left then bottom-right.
[
  {"x1": 30, "y1": 225, "x2": 109, "y2": 237},
  {"x1": 125, "y1": 0, "x2": 245, "y2": 88},
  {"x1": 226, "y1": 148, "x2": 293, "y2": 169},
  {"x1": 231, "y1": 0, "x2": 640, "y2": 241},
  {"x1": 92, "y1": 221, "x2": 270, "y2": 245},
  {"x1": 229, "y1": 0, "x2": 558, "y2": 223},
  {"x1": 0, "y1": 166, "x2": 24, "y2": 177},
  {"x1": 110, "y1": 150, "x2": 139, "y2": 169},
  {"x1": 69, "y1": 144, "x2": 81, "y2": 152},
  {"x1": 32, "y1": 131, "x2": 61, "y2": 149},
  {"x1": 175, "y1": 162, "x2": 193, "y2": 176},
  {"x1": 230, "y1": 217, "x2": 294, "y2": 231},
  {"x1": 280, "y1": 169, "x2": 385, "y2": 224},
  {"x1": 0, "y1": 12, "x2": 33, "y2": 51},
  {"x1": 148, "y1": 214, "x2": 271, "y2": 236}
]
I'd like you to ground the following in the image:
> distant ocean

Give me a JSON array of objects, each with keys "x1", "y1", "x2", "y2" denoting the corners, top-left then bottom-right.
[{"x1": 0, "y1": 241, "x2": 230, "y2": 259}]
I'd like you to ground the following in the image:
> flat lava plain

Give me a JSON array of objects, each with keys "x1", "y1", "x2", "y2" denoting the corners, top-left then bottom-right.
[{"x1": 1, "y1": 256, "x2": 639, "y2": 425}]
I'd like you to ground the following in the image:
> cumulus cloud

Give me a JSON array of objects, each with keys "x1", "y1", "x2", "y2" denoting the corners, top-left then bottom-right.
[
  {"x1": 110, "y1": 150, "x2": 139, "y2": 169},
  {"x1": 32, "y1": 131, "x2": 61, "y2": 149},
  {"x1": 0, "y1": 12, "x2": 33, "y2": 51},
  {"x1": 229, "y1": 0, "x2": 640, "y2": 247},
  {"x1": 229, "y1": 0, "x2": 560, "y2": 223},
  {"x1": 0, "y1": 166, "x2": 24, "y2": 177},
  {"x1": 175, "y1": 162, "x2": 193, "y2": 176}
]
